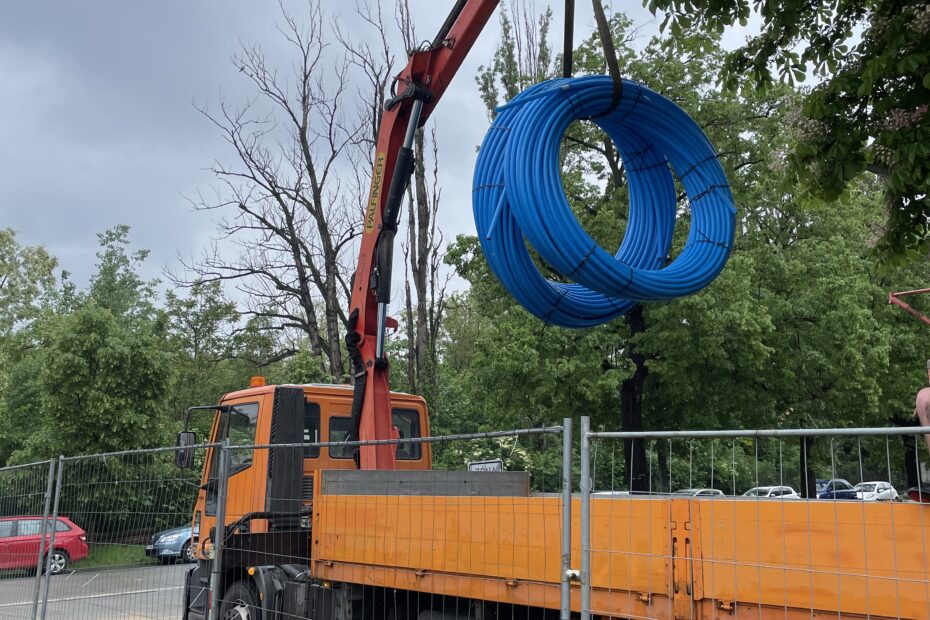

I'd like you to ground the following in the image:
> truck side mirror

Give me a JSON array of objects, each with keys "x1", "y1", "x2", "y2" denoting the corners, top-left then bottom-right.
[{"x1": 176, "y1": 431, "x2": 197, "y2": 469}]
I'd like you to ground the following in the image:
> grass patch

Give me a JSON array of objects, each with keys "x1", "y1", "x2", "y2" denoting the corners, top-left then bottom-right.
[{"x1": 74, "y1": 543, "x2": 152, "y2": 570}]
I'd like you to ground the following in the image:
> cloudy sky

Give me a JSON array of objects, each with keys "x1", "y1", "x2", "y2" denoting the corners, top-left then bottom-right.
[{"x1": 1, "y1": 1, "x2": 659, "y2": 288}]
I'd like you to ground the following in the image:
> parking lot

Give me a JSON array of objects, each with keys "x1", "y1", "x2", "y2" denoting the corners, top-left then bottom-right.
[{"x1": 0, "y1": 563, "x2": 188, "y2": 620}]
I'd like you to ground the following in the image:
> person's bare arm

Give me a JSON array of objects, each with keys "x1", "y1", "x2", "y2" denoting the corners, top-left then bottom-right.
[{"x1": 915, "y1": 388, "x2": 930, "y2": 454}]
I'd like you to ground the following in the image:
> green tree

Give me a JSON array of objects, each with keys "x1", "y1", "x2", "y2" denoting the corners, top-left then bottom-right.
[
  {"x1": 0, "y1": 230, "x2": 57, "y2": 459},
  {"x1": 19, "y1": 302, "x2": 171, "y2": 459},
  {"x1": 2, "y1": 227, "x2": 172, "y2": 463},
  {"x1": 164, "y1": 281, "x2": 242, "y2": 421},
  {"x1": 648, "y1": 0, "x2": 930, "y2": 255},
  {"x1": 89, "y1": 225, "x2": 158, "y2": 320},
  {"x1": 0, "y1": 229, "x2": 56, "y2": 335}
]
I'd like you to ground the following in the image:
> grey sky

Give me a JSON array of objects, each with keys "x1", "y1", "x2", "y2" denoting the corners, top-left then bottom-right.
[{"x1": 0, "y1": 1, "x2": 658, "y2": 288}]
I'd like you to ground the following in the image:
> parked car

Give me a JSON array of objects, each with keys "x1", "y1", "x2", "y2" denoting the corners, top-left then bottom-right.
[
  {"x1": 0, "y1": 516, "x2": 87, "y2": 575},
  {"x1": 906, "y1": 485, "x2": 930, "y2": 502},
  {"x1": 816, "y1": 479, "x2": 859, "y2": 500},
  {"x1": 742, "y1": 486, "x2": 800, "y2": 499},
  {"x1": 672, "y1": 488, "x2": 725, "y2": 497},
  {"x1": 854, "y1": 481, "x2": 899, "y2": 501},
  {"x1": 145, "y1": 525, "x2": 197, "y2": 564}
]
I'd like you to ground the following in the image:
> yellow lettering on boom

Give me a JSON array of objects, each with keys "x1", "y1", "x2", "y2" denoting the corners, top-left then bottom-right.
[{"x1": 365, "y1": 153, "x2": 386, "y2": 233}]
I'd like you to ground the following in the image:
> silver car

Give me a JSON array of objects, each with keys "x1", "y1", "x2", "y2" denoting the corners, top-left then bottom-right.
[
  {"x1": 144, "y1": 525, "x2": 197, "y2": 564},
  {"x1": 742, "y1": 486, "x2": 801, "y2": 499},
  {"x1": 672, "y1": 488, "x2": 725, "y2": 497}
]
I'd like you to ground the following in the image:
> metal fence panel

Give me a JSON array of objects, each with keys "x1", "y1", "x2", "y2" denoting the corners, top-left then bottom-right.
[
  {"x1": 580, "y1": 417, "x2": 930, "y2": 620},
  {"x1": 0, "y1": 460, "x2": 55, "y2": 620},
  {"x1": 1, "y1": 427, "x2": 570, "y2": 620},
  {"x1": 210, "y1": 426, "x2": 568, "y2": 620},
  {"x1": 35, "y1": 445, "x2": 212, "y2": 620}
]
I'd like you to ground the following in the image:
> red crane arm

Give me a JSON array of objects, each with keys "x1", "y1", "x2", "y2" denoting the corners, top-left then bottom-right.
[
  {"x1": 889, "y1": 288, "x2": 930, "y2": 327},
  {"x1": 346, "y1": 0, "x2": 500, "y2": 470}
]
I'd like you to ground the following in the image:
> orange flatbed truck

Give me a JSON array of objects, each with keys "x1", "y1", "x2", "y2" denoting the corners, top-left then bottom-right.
[{"x1": 176, "y1": 383, "x2": 930, "y2": 620}]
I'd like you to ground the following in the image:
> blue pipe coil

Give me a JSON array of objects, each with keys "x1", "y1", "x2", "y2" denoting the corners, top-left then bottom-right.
[{"x1": 472, "y1": 76, "x2": 736, "y2": 328}]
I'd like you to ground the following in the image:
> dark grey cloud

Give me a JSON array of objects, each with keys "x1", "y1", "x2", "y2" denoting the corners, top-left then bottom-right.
[
  {"x1": 0, "y1": 1, "x2": 286, "y2": 284},
  {"x1": 0, "y1": 0, "x2": 657, "y2": 289}
]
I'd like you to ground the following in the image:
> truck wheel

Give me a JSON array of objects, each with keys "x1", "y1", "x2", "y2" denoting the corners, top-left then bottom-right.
[
  {"x1": 219, "y1": 580, "x2": 260, "y2": 620},
  {"x1": 182, "y1": 541, "x2": 196, "y2": 563}
]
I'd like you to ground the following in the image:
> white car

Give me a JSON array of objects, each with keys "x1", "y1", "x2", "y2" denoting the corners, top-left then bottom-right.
[
  {"x1": 742, "y1": 486, "x2": 801, "y2": 499},
  {"x1": 673, "y1": 488, "x2": 725, "y2": 497},
  {"x1": 855, "y1": 481, "x2": 899, "y2": 501}
]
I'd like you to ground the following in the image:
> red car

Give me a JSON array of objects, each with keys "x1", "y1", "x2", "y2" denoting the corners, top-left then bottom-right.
[{"x1": 0, "y1": 516, "x2": 88, "y2": 574}]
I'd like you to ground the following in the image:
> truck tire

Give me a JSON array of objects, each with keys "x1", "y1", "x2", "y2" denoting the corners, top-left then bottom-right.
[
  {"x1": 182, "y1": 540, "x2": 196, "y2": 563},
  {"x1": 219, "y1": 580, "x2": 260, "y2": 620}
]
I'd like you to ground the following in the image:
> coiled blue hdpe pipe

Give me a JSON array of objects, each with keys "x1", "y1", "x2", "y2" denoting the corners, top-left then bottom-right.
[{"x1": 472, "y1": 76, "x2": 736, "y2": 328}]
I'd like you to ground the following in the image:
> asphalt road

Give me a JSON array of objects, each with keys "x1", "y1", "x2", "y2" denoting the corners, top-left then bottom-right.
[{"x1": 0, "y1": 563, "x2": 189, "y2": 620}]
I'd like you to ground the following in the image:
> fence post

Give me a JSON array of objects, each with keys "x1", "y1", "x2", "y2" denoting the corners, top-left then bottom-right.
[
  {"x1": 39, "y1": 456, "x2": 65, "y2": 620},
  {"x1": 560, "y1": 417, "x2": 573, "y2": 620},
  {"x1": 29, "y1": 460, "x2": 56, "y2": 620},
  {"x1": 209, "y1": 440, "x2": 230, "y2": 620},
  {"x1": 580, "y1": 416, "x2": 591, "y2": 620}
]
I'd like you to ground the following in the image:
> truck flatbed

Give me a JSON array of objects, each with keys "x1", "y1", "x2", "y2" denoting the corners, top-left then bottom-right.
[{"x1": 311, "y1": 471, "x2": 930, "y2": 619}]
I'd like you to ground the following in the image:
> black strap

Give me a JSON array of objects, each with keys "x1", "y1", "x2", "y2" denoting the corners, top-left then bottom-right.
[{"x1": 591, "y1": 0, "x2": 623, "y2": 109}]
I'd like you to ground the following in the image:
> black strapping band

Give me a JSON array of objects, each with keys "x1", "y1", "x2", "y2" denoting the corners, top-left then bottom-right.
[
  {"x1": 567, "y1": 243, "x2": 599, "y2": 278},
  {"x1": 679, "y1": 153, "x2": 720, "y2": 181},
  {"x1": 542, "y1": 287, "x2": 571, "y2": 325},
  {"x1": 695, "y1": 228, "x2": 730, "y2": 249},
  {"x1": 690, "y1": 184, "x2": 729, "y2": 203}
]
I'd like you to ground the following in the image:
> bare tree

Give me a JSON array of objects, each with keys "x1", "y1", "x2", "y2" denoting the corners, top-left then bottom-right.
[
  {"x1": 397, "y1": 0, "x2": 450, "y2": 395},
  {"x1": 402, "y1": 125, "x2": 449, "y2": 394},
  {"x1": 182, "y1": 3, "x2": 371, "y2": 381},
  {"x1": 181, "y1": 1, "x2": 448, "y2": 387}
]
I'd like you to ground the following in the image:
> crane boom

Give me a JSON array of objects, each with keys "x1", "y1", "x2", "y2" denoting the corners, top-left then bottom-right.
[{"x1": 346, "y1": 0, "x2": 500, "y2": 470}]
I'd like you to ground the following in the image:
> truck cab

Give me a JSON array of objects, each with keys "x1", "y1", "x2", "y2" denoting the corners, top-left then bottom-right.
[{"x1": 178, "y1": 382, "x2": 431, "y2": 619}]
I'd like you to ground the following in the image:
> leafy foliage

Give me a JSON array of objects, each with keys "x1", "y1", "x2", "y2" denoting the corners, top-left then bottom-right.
[
  {"x1": 647, "y1": 0, "x2": 930, "y2": 255},
  {"x1": 0, "y1": 230, "x2": 57, "y2": 458}
]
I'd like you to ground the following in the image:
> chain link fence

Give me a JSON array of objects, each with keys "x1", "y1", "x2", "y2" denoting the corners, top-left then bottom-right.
[{"x1": 579, "y1": 418, "x2": 930, "y2": 620}]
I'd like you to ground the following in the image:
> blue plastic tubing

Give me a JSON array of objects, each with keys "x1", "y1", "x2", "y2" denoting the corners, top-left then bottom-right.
[{"x1": 472, "y1": 76, "x2": 736, "y2": 328}]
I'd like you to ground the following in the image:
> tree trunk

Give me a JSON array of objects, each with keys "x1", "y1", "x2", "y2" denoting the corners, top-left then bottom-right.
[
  {"x1": 403, "y1": 127, "x2": 446, "y2": 395},
  {"x1": 656, "y1": 439, "x2": 669, "y2": 492},
  {"x1": 621, "y1": 305, "x2": 649, "y2": 492},
  {"x1": 799, "y1": 436, "x2": 817, "y2": 498},
  {"x1": 413, "y1": 129, "x2": 431, "y2": 392},
  {"x1": 904, "y1": 434, "x2": 919, "y2": 489},
  {"x1": 404, "y1": 274, "x2": 416, "y2": 391}
]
